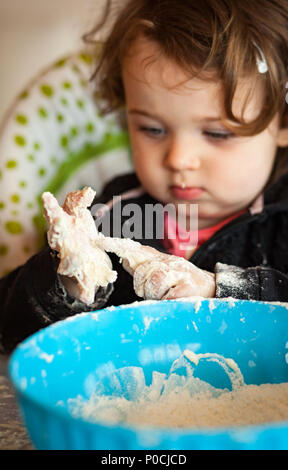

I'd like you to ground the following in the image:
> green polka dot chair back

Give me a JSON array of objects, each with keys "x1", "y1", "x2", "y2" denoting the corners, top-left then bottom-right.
[{"x1": 0, "y1": 51, "x2": 132, "y2": 277}]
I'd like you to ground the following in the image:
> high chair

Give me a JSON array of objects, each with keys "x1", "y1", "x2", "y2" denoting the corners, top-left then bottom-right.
[{"x1": 0, "y1": 51, "x2": 132, "y2": 278}]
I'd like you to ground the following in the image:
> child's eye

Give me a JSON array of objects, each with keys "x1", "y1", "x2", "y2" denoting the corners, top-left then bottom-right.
[
  {"x1": 138, "y1": 126, "x2": 166, "y2": 137},
  {"x1": 204, "y1": 131, "x2": 234, "y2": 141}
]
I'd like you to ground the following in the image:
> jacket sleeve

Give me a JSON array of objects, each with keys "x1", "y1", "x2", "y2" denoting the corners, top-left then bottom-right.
[
  {"x1": 215, "y1": 262, "x2": 288, "y2": 302},
  {"x1": 0, "y1": 246, "x2": 114, "y2": 354}
]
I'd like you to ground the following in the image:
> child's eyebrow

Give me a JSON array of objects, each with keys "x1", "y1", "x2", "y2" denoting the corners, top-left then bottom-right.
[
  {"x1": 128, "y1": 109, "x2": 160, "y2": 119},
  {"x1": 128, "y1": 108, "x2": 223, "y2": 123}
]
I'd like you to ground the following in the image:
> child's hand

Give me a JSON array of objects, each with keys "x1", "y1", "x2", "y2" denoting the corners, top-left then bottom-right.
[
  {"x1": 97, "y1": 236, "x2": 215, "y2": 300},
  {"x1": 42, "y1": 188, "x2": 117, "y2": 305},
  {"x1": 134, "y1": 254, "x2": 216, "y2": 300},
  {"x1": 42, "y1": 186, "x2": 215, "y2": 304}
]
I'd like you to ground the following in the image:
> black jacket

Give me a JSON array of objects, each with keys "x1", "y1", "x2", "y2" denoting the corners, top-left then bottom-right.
[{"x1": 1, "y1": 172, "x2": 288, "y2": 354}]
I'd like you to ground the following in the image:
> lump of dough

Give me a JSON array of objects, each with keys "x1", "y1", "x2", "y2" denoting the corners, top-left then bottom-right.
[{"x1": 42, "y1": 188, "x2": 117, "y2": 305}]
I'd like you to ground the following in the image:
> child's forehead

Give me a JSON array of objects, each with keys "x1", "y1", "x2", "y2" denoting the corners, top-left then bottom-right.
[
  {"x1": 122, "y1": 36, "x2": 264, "y2": 121},
  {"x1": 123, "y1": 36, "x2": 218, "y2": 91}
]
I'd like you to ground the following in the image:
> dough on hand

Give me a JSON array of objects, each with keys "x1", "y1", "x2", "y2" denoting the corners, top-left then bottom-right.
[
  {"x1": 42, "y1": 188, "x2": 117, "y2": 305},
  {"x1": 42, "y1": 186, "x2": 215, "y2": 304},
  {"x1": 95, "y1": 235, "x2": 214, "y2": 300}
]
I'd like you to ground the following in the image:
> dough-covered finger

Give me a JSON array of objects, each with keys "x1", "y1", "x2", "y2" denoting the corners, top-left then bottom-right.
[
  {"x1": 42, "y1": 192, "x2": 66, "y2": 226},
  {"x1": 42, "y1": 192, "x2": 71, "y2": 251},
  {"x1": 96, "y1": 235, "x2": 158, "y2": 271},
  {"x1": 162, "y1": 271, "x2": 216, "y2": 299},
  {"x1": 63, "y1": 187, "x2": 96, "y2": 216},
  {"x1": 162, "y1": 281, "x2": 198, "y2": 300},
  {"x1": 136, "y1": 266, "x2": 168, "y2": 299},
  {"x1": 133, "y1": 260, "x2": 187, "y2": 300}
]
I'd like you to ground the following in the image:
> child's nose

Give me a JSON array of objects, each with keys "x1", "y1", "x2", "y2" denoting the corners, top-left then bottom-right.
[{"x1": 164, "y1": 138, "x2": 201, "y2": 171}]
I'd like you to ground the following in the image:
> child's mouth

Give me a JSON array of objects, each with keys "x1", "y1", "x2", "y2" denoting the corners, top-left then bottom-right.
[{"x1": 170, "y1": 186, "x2": 204, "y2": 200}]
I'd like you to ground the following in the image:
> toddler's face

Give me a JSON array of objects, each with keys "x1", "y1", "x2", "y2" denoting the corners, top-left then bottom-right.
[{"x1": 122, "y1": 37, "x2": 286, "y2": 229}]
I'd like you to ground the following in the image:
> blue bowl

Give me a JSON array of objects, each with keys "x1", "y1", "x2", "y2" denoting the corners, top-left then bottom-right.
[{"x1": 8, "y1": 298, "x2": 288, "y2": 450}]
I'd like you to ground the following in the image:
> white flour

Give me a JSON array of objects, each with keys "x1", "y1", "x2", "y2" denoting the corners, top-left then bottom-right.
[{"x1": 67, "y1": 350, "x2": 288, "y2": 429}]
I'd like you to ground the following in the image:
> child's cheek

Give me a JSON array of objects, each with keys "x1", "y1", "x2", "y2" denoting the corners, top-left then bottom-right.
[{"x1": 206, "y1": 157, "x2": 250, "y2": 199}]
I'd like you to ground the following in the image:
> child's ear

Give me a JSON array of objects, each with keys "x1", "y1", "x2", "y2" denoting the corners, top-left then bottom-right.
[{"x1": 276, "y1": 112, "x2": 288, "y2": 147}]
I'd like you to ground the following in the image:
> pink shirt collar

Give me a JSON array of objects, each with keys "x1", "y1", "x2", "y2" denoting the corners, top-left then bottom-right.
[{"x1": 162, "y1": 193, "x2": 264, "y2": 258}]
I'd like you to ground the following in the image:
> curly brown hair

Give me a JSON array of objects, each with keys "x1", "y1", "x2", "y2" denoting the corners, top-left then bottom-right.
[{"x1": 83, "y1": 0, "x2": 288, "y2": 181}]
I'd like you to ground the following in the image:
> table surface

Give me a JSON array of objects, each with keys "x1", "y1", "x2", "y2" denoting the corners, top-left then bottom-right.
[{"x1": 0, "y1": 356, "x2": 34, "y2": 450}]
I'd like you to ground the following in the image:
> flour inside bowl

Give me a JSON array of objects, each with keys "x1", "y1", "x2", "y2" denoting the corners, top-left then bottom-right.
[{"x1": 66, "y1": 350, "x2": 288, "y2": 429}]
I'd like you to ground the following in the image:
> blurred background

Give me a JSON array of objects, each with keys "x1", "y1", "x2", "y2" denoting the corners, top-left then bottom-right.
[{"x1": 0, "y1": 0, "x2": 106, "y2": 122}]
